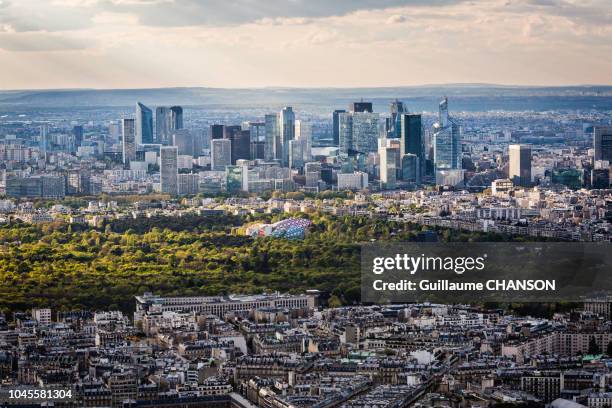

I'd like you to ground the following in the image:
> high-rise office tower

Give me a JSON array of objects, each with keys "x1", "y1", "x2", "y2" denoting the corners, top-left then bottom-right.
[
  {"x1": 288, "y1": 139, "x2": 305, "y2": 170},
  {"x1": 389, "y1": 100, "x2": 405, "y2": 138},
  {"x1": 432, "y1": 98, "x2": 461, "y2": 170},
  {"x1": 508, "y1": 144, "x2": 532, "y2": 187},
  {"x1": 223, "y1": 125, "x2": 249, "y2": 164},
  {"x1": 349, "y1": 101, "x2": 373, "y2": 113},
  {"x1": 160, "y1": 146, "x2": 178, "y2": 195},
  {"x1": 337, "y1": 104, "x2": 379, "y2": 156},
  {"x1": 401, "y1": 153, "x2": 421, "y2": 184},
  {"x1": 172, "y1": 129, "x2": 194, "y2": 156},
  {"x1": 279, "y1": 107, "x2": 295, "y2": 166},
  {"x1": 211, "y1": 139, "x2": 232, "y2": 171},
  {"x1": 121, "y1": 118, "x2": 136, "y2": 165},
  {"x1": 295, "y1": 119, "x2": 312, "y2": 162},
  {"x1": 248, "y1": 122, "x2": 266, "y2": 160},
  {"x1": 135, "y1": 102, "x2": 154, "y2": 145},
  {"x1": 155, "y1": 106, "x2": 183, "y2": 145},
  {"x1": 210, "y1": 124, "x2": 224, "y2": 140},
  {"x1": 400, "y1": 114, "x2": 423, "y2": 158},
  {"x1": 399, "y1": 113, "x2": 424, "y2": 182},
  {"x1": 594, "y1": 126, "x2": 612, "y2": 162},
  {"x1": 264, "y1": 114, "x2": 279, "y2": 161},
  {"x1": 332, "y1": 110, "x2": 346, "y2": 147},
  {"x1": 155, "y1": 107, "x2": 171, "y2": 145},
  {"x1": 379, "y1": 143, "x2": 398, "y2": 189},
  {"x1": 352, "y1": 112, "x2": 379, "y2": 155},
  {"x1": 72, "y1": 125, "x2": 84, "y2": 148},
  {"x1": 39, "y1": 123, "x2": 49, "y2": 161},
  {"x1": 170, "y1": 106, "x2": 183, "y2": 130}
]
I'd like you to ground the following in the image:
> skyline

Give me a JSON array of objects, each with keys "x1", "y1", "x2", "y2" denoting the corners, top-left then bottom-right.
[{"x1": 0, "y1": 0, "x2": 611, "y2": 90}]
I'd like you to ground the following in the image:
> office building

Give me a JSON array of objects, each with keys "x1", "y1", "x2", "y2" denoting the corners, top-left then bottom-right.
[
  {"x1": 160, "y1": 146, "x2": 178, "y2": 195},
  {"x1": 288, "y1": 139, "x2": 305, "y2": 170},
  {"x1": 432, "y1": 98, "x2": 461, "y2": 171},
  {"x1": 337, "y1": 172, "x2": 368, "y2": 191},
  {"x1": 39, "y1": 123, "x2": 49, "y2": 161},
  {"x1": 332, "y1": 110, "x2": 346, "y2": 147},
  {"x1": 379, "y1": 144, "x2": 399, "y2": 189},
  {"x1": 295, "y1": 120, "x2": 312, "y2": 162},
  {"x1": 264, "y1": 114, "x2": 280, "y2": 161},
  {"x1": 223, "y1": 126, "x2": 249, "y2": 164},
  {"x1": 279, "y1": 107, "x2": 295, "y2": 166},
  {"x1": 248, "y1": 122, "x2": 266, "y2": 160},
  {"x1": 6, "y1": 175, "x2": 65, "y2": 199},
  {"x1": 401, "y1": 154, "x2": 421, "y2": 184},
  {"x1": 210, "y1": 124, "x2": 224, "y2": 140},
  {"x1": 170, "y1": 106, "x2": 183, "y2": 130},
  {"x1": 172, "y1": 129, "x2": 194, "y2": 156},
  {"x1": 211, "y1": 139, "x2": 231, "y2": 171},
  {"x1": 594, "y1": 126, "x2": 612, "y2": 161},
  {"x1": 177, "y1": 173, "x2": 199, "y2": 196},
  {"x1": 389, "y1": 99, "x2": 405, "y2": 138},
  {"x1": 509, "y1": 144, "x2": 532, "y2": 187},
  {"x1": 226, "y1": 165, "x2": 248, "y2": 193},
  {"x1": 349, "y1": 101, "x2": 373, "y2": 113},
  {"x1": 72, "y1": 125, "x2": 84, "y2": 148},
  {"x1": 155, "y1": 107, "x2": 171, "y2": 145},
  {"x1": 337, "y1": 105, "x2": 380, "y2": 157},
  {"x1": 135, "y1": 102, "x2": 154, "y2": 145},
  {"x1": 121, "y1": 118, "x2": 136, "y2": 165},
  {"x1": 591, "y1": 168, "x2": 610, "y2": 189}
]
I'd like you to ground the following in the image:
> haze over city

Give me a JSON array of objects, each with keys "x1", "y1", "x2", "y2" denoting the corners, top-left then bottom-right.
[{"x1": 0, "y1": 0, "x2": 611, "y2": 89}]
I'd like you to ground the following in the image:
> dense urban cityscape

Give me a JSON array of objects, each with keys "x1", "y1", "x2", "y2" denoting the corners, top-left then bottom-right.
[{"x1": 0, "y1": 86, "x2": 610, "y2": 407}]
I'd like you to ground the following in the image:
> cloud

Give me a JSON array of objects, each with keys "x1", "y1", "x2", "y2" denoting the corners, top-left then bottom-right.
[
  {"x1": 386, "y1": 14, "x2": 409, "y2": 24},
  {"x1": 0, "y1": 32, "x2": 91, "y2": 51}
]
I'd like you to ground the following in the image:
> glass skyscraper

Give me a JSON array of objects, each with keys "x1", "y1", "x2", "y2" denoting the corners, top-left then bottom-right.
[
  {"x1": 135, "y1": 102, "x2": 153, "y2": 145},
  {"x1": 432, "y1": 98, "x2": 461, "y2": 170}
]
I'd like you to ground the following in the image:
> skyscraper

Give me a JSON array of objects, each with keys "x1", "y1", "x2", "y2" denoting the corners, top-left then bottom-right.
[
  {"x1": 400, "y1": 114, "x2": 423, "y2": 158},
  {"x1": 172, "y1": 129, "x2": 194, "y2": 156},
  {"x1": 223, "y1": 125, "x2": 250, "y2": 164},
  {"x1": 379, "y1": 141, "x2": 399, "y2": 189},
  {"x1": 248, "y1": 122, "x2": 266, "y2": 160},
  {"x1": 349, "y1": 101, "x2": 373, "y2": 113},
  {"x1": 211, "y1": 139, "x2": 232, "y2": 171},
  {"x1": 295, "y1": 119, "x2": 312, "y2": 162},
  {"x1": 332, "y1": 110, "x2": 346, "y2": 147},
  {"x1": 135, "y1": 102, "x2": 154, "y2": 145},
  {"x1": 432, "y1": 98, "x2": 461, "y2": 170},
  {"x1": 160, "y1": 146, "x2": 178, "y2": 195},
  {"x1": 288, "y1": 139, "x2": 305, "y2": 170},
  {"x1": 338, "y1": 112, "x2": 353, "y2": 156},
  {"x1": 389, "y1": 100, "x2": 405, "y2": 138},
  {"x1": 401, "y1": 153, "x2": 421, "y2": 184},
  {"x1": 352, "y1": 112, "x2": 379, "y2": 155},
  {"x1": 155, "y1": 107, "x2": 171, "y2": 145},
  {"x1": 264, "y1": 114, "x2": 279, "y2": 161},
  {"x1": 121, "y1": 118, "x2": 136, "y2": 165},
  {"x1": 279, "y1": 107, "x2": 295, "y2": 166},
  {"x1": 39, "y1": 123, "x2": 49, "y2": 162},
  {"x1": 210, "y1": 124, "x2": 224, "y2": 140},
  {"x1": 594, "y1": 126, "x2": 612, "y2": 162},
  {"x1": 170, "y1": 106, "x2": 183, "y2": 130},
  {"x1": 72, "y1": 125, "x2": 84, "y2": 149},
  {"x1": 508, "y1": 144, "x2": 532, "y2": 187}
]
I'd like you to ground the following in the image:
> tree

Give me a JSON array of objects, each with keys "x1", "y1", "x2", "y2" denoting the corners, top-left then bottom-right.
[{"x1": 588, "y1": 336, "x2": 601, "y2": 355}]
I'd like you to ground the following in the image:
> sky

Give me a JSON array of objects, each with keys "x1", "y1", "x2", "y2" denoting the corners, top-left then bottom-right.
[{"x1": 0, "y1": 0, "x2": 610, "y2": 89}]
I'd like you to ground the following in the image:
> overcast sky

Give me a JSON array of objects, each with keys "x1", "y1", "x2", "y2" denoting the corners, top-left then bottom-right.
[{"x1": 0, "y1": 0, "x2": 610, "y2": 89}]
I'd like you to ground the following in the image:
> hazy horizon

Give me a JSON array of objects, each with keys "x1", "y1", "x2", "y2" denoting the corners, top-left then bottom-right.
[{"x1": 0, "y1": 0, "x2": 610, "y2": 90}]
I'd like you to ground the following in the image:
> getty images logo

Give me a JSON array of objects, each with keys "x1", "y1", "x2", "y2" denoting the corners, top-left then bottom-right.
[{"x1": 372, "y1": 254, "x2": 488, "y2": 275}]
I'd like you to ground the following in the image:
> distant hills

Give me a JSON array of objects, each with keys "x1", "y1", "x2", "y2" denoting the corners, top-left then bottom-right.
[{"x1": 0, "y1": 85, "x2": 611, "y2": 111}]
